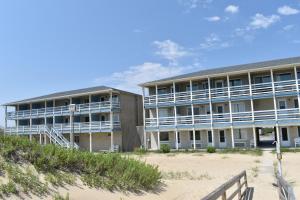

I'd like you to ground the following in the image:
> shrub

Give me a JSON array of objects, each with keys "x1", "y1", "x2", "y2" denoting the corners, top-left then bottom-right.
[
  {"x1": 160, "y1": 144, "x2": 170, "y2": 153},
  {"x1": 0, "y1": 135, "x2": 161, "y2": 192},
  {"x1": 207, "y1": 146, "x2": 216, "y2": 153},
  {"x1": 134, "y1": 147, "x2": 147, "y2": 155}
]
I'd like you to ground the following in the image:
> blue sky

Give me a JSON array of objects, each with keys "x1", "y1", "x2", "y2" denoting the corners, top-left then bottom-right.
[{"x1": 1, "y1": 0, "x2": 300, "y2": 126}]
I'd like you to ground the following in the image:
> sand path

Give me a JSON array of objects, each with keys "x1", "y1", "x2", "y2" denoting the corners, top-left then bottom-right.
[{"x1": 251, "y1": 150, "x2": 278, "y2": 199}]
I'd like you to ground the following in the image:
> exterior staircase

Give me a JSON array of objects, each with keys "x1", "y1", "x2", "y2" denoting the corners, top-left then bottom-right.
[{"x1": 40, "y1": 126, "x2": 79, "y2": 149}]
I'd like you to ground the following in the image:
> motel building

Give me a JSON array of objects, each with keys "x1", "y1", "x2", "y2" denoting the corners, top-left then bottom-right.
[
  {"x1": 3, "y1": 86, "x2": 143, "y2": 152},
  {"x1": 141, "y1": 57, "x2": 300, "y2": 150}
]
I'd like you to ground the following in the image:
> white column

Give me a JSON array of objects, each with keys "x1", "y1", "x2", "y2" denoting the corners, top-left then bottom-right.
[
  {"x1": 89, "y1": 133, "x2": 92, "y2": 152},
  {"x1": 173, "y1": 81, "x2": 178, "y2": 150},
  {"x1": 53, "y1": 100, "x2": 56, "y2": 128},
  {"x1": 44, "y1": 101, "x2": 47, "y2": 127},
  {"x1": 271, "y1": 69, "x2": 280, "y2": 147},
  {"x1": 110, "y1": 91, "x2": 114, "y2": 151},
  {"x1": 208, "y1": 77, "x2": 215, "y2": 147},
  {"x1": 248, "y1": 72, "x2": 257, "y2": 148},
  {"x1": 142, "y1": 87, "x2": 147, "y2": 148},
  {"x1": 16, "y1": 105, "x2": 19, "y2": 135},
  {"x1": 227, "y1": 75, "x2": 234, "y2": 148},
  {"x1": 155, "y1": 85, "x2": 160, "y2": 150},
  {"x1": 69, "y1": 98, "x2": 73, "y2": 143},
  {"x1": 4, "y1": 106, "x2": 7, "y2": 134},
  {"x1": 157, "y1": 131, "x2": 160, "y2": 150},
  {"x1": 294, "y1": 66, "x2": 300, "y2": 111},
  {"x1": 39, "y1": 133, "x2": 42, "y2": 144},
  {"x1": 190, "y1": 80, "x2": 196, "y2": 149}
]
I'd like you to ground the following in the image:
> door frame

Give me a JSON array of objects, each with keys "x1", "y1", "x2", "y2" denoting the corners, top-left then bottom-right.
[
  {"x1": 207, "y1": 130, "x2": 213, "y2": 147},
  {"x1": 280, "y1": 127, "x2": 290, "y2": 147},
  {"x1": 219, "y1": 130, "x2": 227, "y2": 148}
]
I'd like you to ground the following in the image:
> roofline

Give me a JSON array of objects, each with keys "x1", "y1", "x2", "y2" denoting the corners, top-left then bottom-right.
[
  {"x1": 139, "y1": 62, "x2": 300, "y2": 87},
  {"x1": 3, "y1": 88, "x2": 141, "y2": 106}
]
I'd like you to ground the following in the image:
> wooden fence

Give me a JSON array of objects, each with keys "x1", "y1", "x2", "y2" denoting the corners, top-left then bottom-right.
[
  {"x1": 277, "y1": 175, "x2": 296, "y2": 200},
  {"x1": 201, "y1": 171, "x2": 253, "y2": 200}
]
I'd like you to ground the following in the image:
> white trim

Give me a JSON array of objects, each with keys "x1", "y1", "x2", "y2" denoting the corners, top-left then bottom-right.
[
  {"x1": 280, "y1": 127, "x2": 290, "y2": 147},
  {"x1": 277, "y1": 98, "x2": 287, "y2": 110},
  {"x1": 219, "y1": 130, "x2": 227, "y2": 148},
  {"x1": 141, "y1": 63, "x2": 300, "y2": 87}
]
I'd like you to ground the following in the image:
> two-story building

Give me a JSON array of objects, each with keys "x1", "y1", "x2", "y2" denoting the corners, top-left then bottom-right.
[
  {"x1": 4, "y1": 86, "x2": 143, "y2": 152},
  {"x1": 140, "y1": 57, "x2": 300, "y2": 150}
]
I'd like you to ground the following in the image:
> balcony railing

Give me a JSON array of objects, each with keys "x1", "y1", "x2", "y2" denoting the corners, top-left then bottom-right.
[
  {"x1": 7, "y1": 101, "x2": 120, "y2": 120},
  {"x1": 144, "y1": 79, "x2": 300, "y2": 107},
  {"x1": 5, "y1": 121, "x2": 121, "y2": 134},
  {"x1": 145, "y1": 108, "x2": 300, "y2": 128}
]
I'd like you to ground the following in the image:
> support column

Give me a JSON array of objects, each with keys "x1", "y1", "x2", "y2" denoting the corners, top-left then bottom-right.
[
  {"x1": 294, "y1": 66, "x2": 300, "y2": 110},
  {"x1": 53, "y1": 100, "x2": 56, "y2": 128},
  {"x1": 39, "y1": 133, "x2": 42, "y2": 144},
  {"x1": 29, "y1": 103, "x2": 32, "y2": 141},
  {"x1": 4, "y1": 106, "x2": 7, "y2": 134},
  {"x1": 110, "y1": 91, "x2": 114, "y2": 151},
  {"x1": 271, "y1": 69, "x2": 280, "y2": 146},
  {"x1": 190, "y1": 80, "x2": 196, "y2": 150},
  {"x1": 69, "y1": 98, "x2": 73, "y2": 143},
  {"x1": 16, "y1": 105, "x2": 19, "y2": 135},
  {"x1": 227, "y1": 75, "x2": 234, "y2": 148},
  {"x1": 208, "y1": 77, "x2": 215, "y2": 147},
  {"x1": 89, "y1": 95, "x2": 92, "y2": 152},
  {"x1": 155, "y1": 85, "x2": 160, "y2": 150},
  {"x1": 173, "y1": 81, "x2": 178, "y2": 150},
  {"x1": 142, "y1": 87, "x2": 147, "y2": 149},
  {"x1": 89, "y1": 133, "x2": 92, "y2": 152},
  {"x1": 248, "y1": 72, "x2": 257, "y2": 147}
]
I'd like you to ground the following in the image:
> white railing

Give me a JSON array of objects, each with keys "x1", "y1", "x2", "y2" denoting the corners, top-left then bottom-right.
[
  {"x1": 192, "y1": 89, "x2": 209, "y2": 101},
  {"x1": 144, "y1": 108, "x2": 300, "y2": 128},
  {"x1": 230, "y1": 85, "x2": 250, "y2": 97},
  {"x1": 175, "y1": 91, "x2": 191, "y2": 103},
  {"x1": 7, "y1": 101, "x2": 120, "y2": 120},
  {"x1": 210, "y1": 87, "x2": 229, "y2": 99},
  {"x1": 274, "y1": 80, "x2": 297, "y2": 94},
  {"x1": 251, "y1": 82, "x2": 273, "y2": 96},
  {"x1": 5, "y1": 121, "x2": 121, "y2": 134},
  {"x1": 157, "y1": 93, "x2": 174, "y2": 104}
]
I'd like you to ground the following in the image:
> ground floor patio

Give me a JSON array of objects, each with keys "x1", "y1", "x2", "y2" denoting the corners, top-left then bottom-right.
[{"x1": 145, "y1": 126, "x2": 300, "y2": 150}]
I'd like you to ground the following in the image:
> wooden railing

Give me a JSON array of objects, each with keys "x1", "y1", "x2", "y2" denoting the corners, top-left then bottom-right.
[
  {"x1": 202, "y1": 171, "x2": 253, "y2": 200},
  {"x1": 277, "y1": 175, "x2": 296, "y2": 200}
]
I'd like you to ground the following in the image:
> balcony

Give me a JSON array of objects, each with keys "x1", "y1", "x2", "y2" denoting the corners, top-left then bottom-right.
[
  {"x1": 144, "y1": 108, "x2": 300, "y2": 131},
  {"x1": 7, "y1": 101, "x2": 120, "y2": 120},
  {"x1": 5, "y1": 121, "x2": 121, "y2": 134},
  {"x1": 144, "y1": 79, "x2": 300, "y2": 108}
]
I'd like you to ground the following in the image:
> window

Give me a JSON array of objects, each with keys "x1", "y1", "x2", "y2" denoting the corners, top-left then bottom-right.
[
  {"x1": 278, "y1": 100, "x2": 287, "y2": 109},
  {"x1": 219, "y1": 130, "x2": 225, "y2": 143},
  {"x1": 85, "y1": 117, "x2": 89, "y2": 122},
  {"x1": 215, "y1": 80, "x2": 223, "y2": 88},
  {"x1": 190, "y1": 131, "x2": 201, "y2": 140},
  {"x1": 295, "y1": 99, "x2": 299, "y2": 108},
  {"x1": 234, "y1": 129, "x2": 246, "y2": 140},
  {"x1": 74, "y1": 136, "x2": 80, "y2": 143},
  {"x1": 177, "y1": 132, "x2": 181, "y2": 143},
  {"x1": 202, "y1": 82, "x2": 208, "y2": 89},
  {"x1": 160, "y1": 132, "x2": 169, "y2": 141},
  {"x1": 217, "y1": 105, "x2": 224, "y2": 113},
  {"x1": 157, "y1": 87, "x2": 168, "y2": 94},
  {"x1": 254, "y1": 75, "x2": 271, "y2": 84},
  {"x1": 230, "y1": 79, "x2": 242, "y2": 86},
  {"x1": 208, "y1": 131, "x2": 212, "y2": 143},
  {"x1": 277, "y1": 73, "x2": 292, "y2": 81},
  {"x1": 101, "y1": 116, "x2": 106, "y2": 121},
  {"x1": 232, "y1": 102, "x2": 245, "y2": 112},
  {"x1": 298, "y1": 127, "x2": 300, "y2": 137},
  {"x1": 281, "y1": 128, "x2": 288, "y2": 141},
  {"x1": 188, "y1": 107, "x2": 200, "y2": 115}
]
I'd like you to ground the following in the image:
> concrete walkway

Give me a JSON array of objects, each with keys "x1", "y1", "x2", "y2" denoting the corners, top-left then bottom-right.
[{"x1": 252, "y1": 150, "x2": 278, "y2": 199}]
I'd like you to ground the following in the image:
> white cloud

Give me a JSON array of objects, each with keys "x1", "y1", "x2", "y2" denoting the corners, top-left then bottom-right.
[
  {"x1": 205, "y1": 16, "x2": 221, "y2": 22},
  {"x1": 133, "y1": 29, "x2": 143, "y2": 33},
  {"x1": 249, "y1": 13, "x2": 280, "y2": 29},
  {"x1": 283, "y1": 24, "x2": 295, "y2": 31},
  {"x1": 94, "y1": 63, "x2": 191, "y2": 94},
  {"x1": 178, "y1": 0, "x2": 213, "y2": 11},
  {"x1": 293, "y1": 40, "x2": 300, "y2": 44},
  {"x1": 225, "y1": 5, "x2": 239, "y2": 14},
  {"x1": 278, "y1": 5, "x2": 299, "y2": 15},
  {"x1": 153, "y1": 40, "x2": 190, "y2": 64},
  {"x1": 200, "y1": 33, "x2": 230, "y2": 50}
]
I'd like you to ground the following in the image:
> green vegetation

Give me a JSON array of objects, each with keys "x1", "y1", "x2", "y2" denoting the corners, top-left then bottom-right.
[
  {"x1": 276, "y1": 148, "x2": 300, "y2": 153},
  {"x1": 206, "y1": 146, "x2": 216, "y2": 153},
  {"x1": 218, "y1": 148, "x2": 263, "y2": 156},
  {"x1": 0, "y1": 135, "x2": 161, "y2": 198},
  {"x1": 52, "y1": 193, "x2": 69, "y2": 200},
  {"x1": 159, "y1": 144, "x2": 170, "y2": 153},
  {"x1": 133, "y1": 147, "x2": 148, "y2": 155}
]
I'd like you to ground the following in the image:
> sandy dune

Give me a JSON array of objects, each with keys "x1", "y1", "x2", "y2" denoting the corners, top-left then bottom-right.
[{"x1": 5, "y1": 151, "x2": 300, "y2": 200}]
